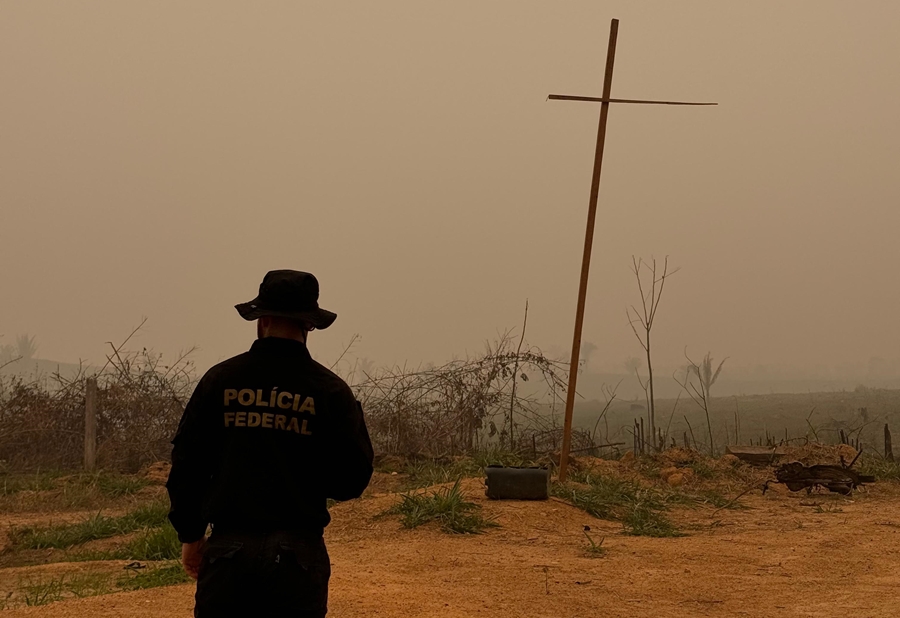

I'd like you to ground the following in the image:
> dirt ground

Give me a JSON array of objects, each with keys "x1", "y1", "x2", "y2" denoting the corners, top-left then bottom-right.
[{"x1": 2, "y1": 475, "x2": 900, "y2": 618}]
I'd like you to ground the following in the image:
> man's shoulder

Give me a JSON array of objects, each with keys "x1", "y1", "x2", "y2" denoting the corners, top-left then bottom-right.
[
  {"x1": 199, "y1": 351, "x2": 351, "y2": 392},
  {"x1": 197, "y1": 351, "x2": 255, "y2": 384}
]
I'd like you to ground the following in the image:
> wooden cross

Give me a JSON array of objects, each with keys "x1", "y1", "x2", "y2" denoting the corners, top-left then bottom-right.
[{"x1": 552, "y1": 18, "x2": 716, "y2": 481}]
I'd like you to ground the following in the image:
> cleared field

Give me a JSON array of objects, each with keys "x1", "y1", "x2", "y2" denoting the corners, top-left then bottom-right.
[{"x1": 1, "y1": 453, "x2": 899, "y2": 617}]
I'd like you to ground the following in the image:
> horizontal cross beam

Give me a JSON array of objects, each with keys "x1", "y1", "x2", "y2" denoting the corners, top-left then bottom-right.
[{"x1": 548, "y1": 94, "x2": 717, "y2": 106}]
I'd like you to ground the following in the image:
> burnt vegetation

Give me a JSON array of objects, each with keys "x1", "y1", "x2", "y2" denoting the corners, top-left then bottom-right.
[{"x1": 0, "y1": 346, "x2": 193, "y2": 473}]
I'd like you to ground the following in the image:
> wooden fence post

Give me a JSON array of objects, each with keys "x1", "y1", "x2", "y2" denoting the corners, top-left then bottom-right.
[
  {"x1": 84, "y1": 378, "x2": 97, "y2": 472},
  {"x1": 885, "y1": 423, "x2": 894, "y2": 463},
  {"x1": 639, "y1": 417, "x2": 645, "y2": 455}
]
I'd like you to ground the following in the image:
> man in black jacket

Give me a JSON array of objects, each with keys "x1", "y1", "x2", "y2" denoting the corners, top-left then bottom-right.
[{"x1": 167, "y1": 270, "x2": 374, "y2": 618}]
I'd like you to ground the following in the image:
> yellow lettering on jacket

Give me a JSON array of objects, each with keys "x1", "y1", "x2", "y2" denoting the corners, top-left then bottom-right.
[
  {"x1": 224, "y1": 389, "x2": 238, "y2": 406},
  {"x1": 277, "y1": 392, "x2": 292, "y2": 409},
  {"x1": 221, "y1": 401, "x2": 312, "y2": 436},
  {"x1": 255, "y1": 389, "x2": 268, "y2": 407},
  {"x1": 297, "y1": 397, "x2": 316, "y2": 415}
]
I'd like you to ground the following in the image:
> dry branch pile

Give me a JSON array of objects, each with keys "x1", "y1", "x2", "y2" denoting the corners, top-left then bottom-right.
[
  {"x1": 352, "y1": 336, "x2": 590, "y2": 457},
  {"x1": 768, "y1": 460, "x2": 875, "y2": 495},
  {"x1": 0, "y1": 349, "x2": 193, "y2": 472}
]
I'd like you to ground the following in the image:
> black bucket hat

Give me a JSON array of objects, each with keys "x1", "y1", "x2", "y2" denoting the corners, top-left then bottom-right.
[{"x1": 235, "y1": 270, "x2": 337, "y2": 330}]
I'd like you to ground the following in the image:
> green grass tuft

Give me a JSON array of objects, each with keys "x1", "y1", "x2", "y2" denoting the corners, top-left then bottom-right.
[
  {"x1": 857, "y1": 456, "x2": 900, "y2": 482},
  {"x1": 622, "y1": 505, "x2": 683, "y2": 537},
  {"x1": 119, "y1": 525, "x2": 181, "y2": 561},
  {"x1": 92, "y1": 474, "x2": 150, "y2": 498},
  {"x1": 685, "y1": 459, "x2": 718, "y2": 480},
  {"x1": 386, "y1": 480, "x2": 497, "y2": 534},
  {"x1": 0, "y1": 472, "x2": 59, "y2": 497},
  {"x1": 0, "y1": 471, "x2": 155, "y2": 513},
  {"x1": 9, "y1": 563, "x2": 187, "y2": 608},
  {"x1": 9, "y1": 499, "x2": 170, "y2": 550},
  {"x1": 394, "y1": 449, "x2": 535, "y2": 490},
  {"x1": 553, "y1": 471, "x2": 685, "y2": 537},
  {"x1": 582, "y1": 528, "x2": 606, "y2": 557},
  {"x1": 560, "y1": 471, "x2": 668, "y2": 517},
  {"x1": 11, "y1": 512, "x2": 121, "y2": 550},
  {"x1": 124, "y1": 500, "x2": 171, "y2": 527},
  {"x1": 118, "y1": 562, "x2": 190, "y2": 590},
  {"x1": 401, "y1": 460, "x2": 479, "y2": 490},
  {"x1": 20, "y1": 572, "x2": 113, "y2": 606}
]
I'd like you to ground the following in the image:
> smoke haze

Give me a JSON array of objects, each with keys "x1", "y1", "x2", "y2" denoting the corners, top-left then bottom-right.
[{"x1": 2, "y1": 2, "x2": 898, "y2": 386}]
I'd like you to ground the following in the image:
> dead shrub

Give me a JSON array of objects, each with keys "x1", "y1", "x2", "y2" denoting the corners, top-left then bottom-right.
[
  {"x1": 353, "y1": 334, "x2": 572, "y2": 457},
  {"x1": 0, "y1": 348, "x2": 193, "y2": 473}
]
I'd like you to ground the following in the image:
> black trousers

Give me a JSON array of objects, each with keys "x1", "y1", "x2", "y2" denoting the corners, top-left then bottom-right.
[{"x1": 195, "y1": 530, "x2": 331, "y2": 618}]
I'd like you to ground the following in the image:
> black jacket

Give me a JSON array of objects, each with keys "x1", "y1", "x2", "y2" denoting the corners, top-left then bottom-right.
[{"x1": 166, "y1": 337, "x2": 374, "y2": 543}]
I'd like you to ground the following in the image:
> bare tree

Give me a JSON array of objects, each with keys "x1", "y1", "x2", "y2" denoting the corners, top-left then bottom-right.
[
  {"x1": 626, "y1": 256, "x2": 677, "y2": 450},
  {"x1": 508, "y1": 300, "x2": 529, "y2": 450},
  {"x1": 15, "y1": 334, "x2": 37, "y2": 362},
  {"x1": 675, "y1": 351, "x2": 727, "y2": 456},
  {"x1": 623, "y1": 356, "x2": 642, "y2": 375},
  {"x1": 590, "y1": 380, "x2": 621, "y2": 448}
]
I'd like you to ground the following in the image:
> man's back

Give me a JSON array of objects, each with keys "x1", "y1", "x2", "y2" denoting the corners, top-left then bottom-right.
[
  {"x1": 165, "y1": 268, "x2": 374, "y2": 618},
  {"x1": 167, "y1": 337, "x2": 373, "y2": 542}
]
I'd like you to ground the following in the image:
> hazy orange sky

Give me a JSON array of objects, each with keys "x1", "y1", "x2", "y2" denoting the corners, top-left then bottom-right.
[{"x1": 2, "y1": 2, "x2": 898, "y2": 378}]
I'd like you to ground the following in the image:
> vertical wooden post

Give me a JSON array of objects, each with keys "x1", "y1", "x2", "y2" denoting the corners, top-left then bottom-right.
[
  {"x1": 558, "y1": 18, "x2": 619, "y2": 482},
  {"x1": 84, "y1": 378, "x2": 97, "y2": 472},
  {"x1": 639, "y1": 417, "x2": 645, "y2": 455},
  {"x1": 885, "y1": 423, "x2": 894, "y2": 462}
]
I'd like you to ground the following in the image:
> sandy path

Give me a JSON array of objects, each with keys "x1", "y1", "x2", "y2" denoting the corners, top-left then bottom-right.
[{"x1": 3, "y1": 479, "x2": 900, "y2": 617}]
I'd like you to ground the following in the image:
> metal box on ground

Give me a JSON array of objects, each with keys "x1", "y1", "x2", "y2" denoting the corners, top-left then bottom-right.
[{"x1": 484, "y1": 465, "x2": 550, "y2": 500}]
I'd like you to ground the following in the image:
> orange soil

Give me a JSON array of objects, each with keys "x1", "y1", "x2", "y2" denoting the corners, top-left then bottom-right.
[{"x1": 3, "y1": 476, "x2": 900, "y2": 617}]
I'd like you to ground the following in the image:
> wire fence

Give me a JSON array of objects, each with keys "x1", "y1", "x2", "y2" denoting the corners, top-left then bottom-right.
[{"x1": 0, "y1": 335, "x2": 607, "y2": 472}]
